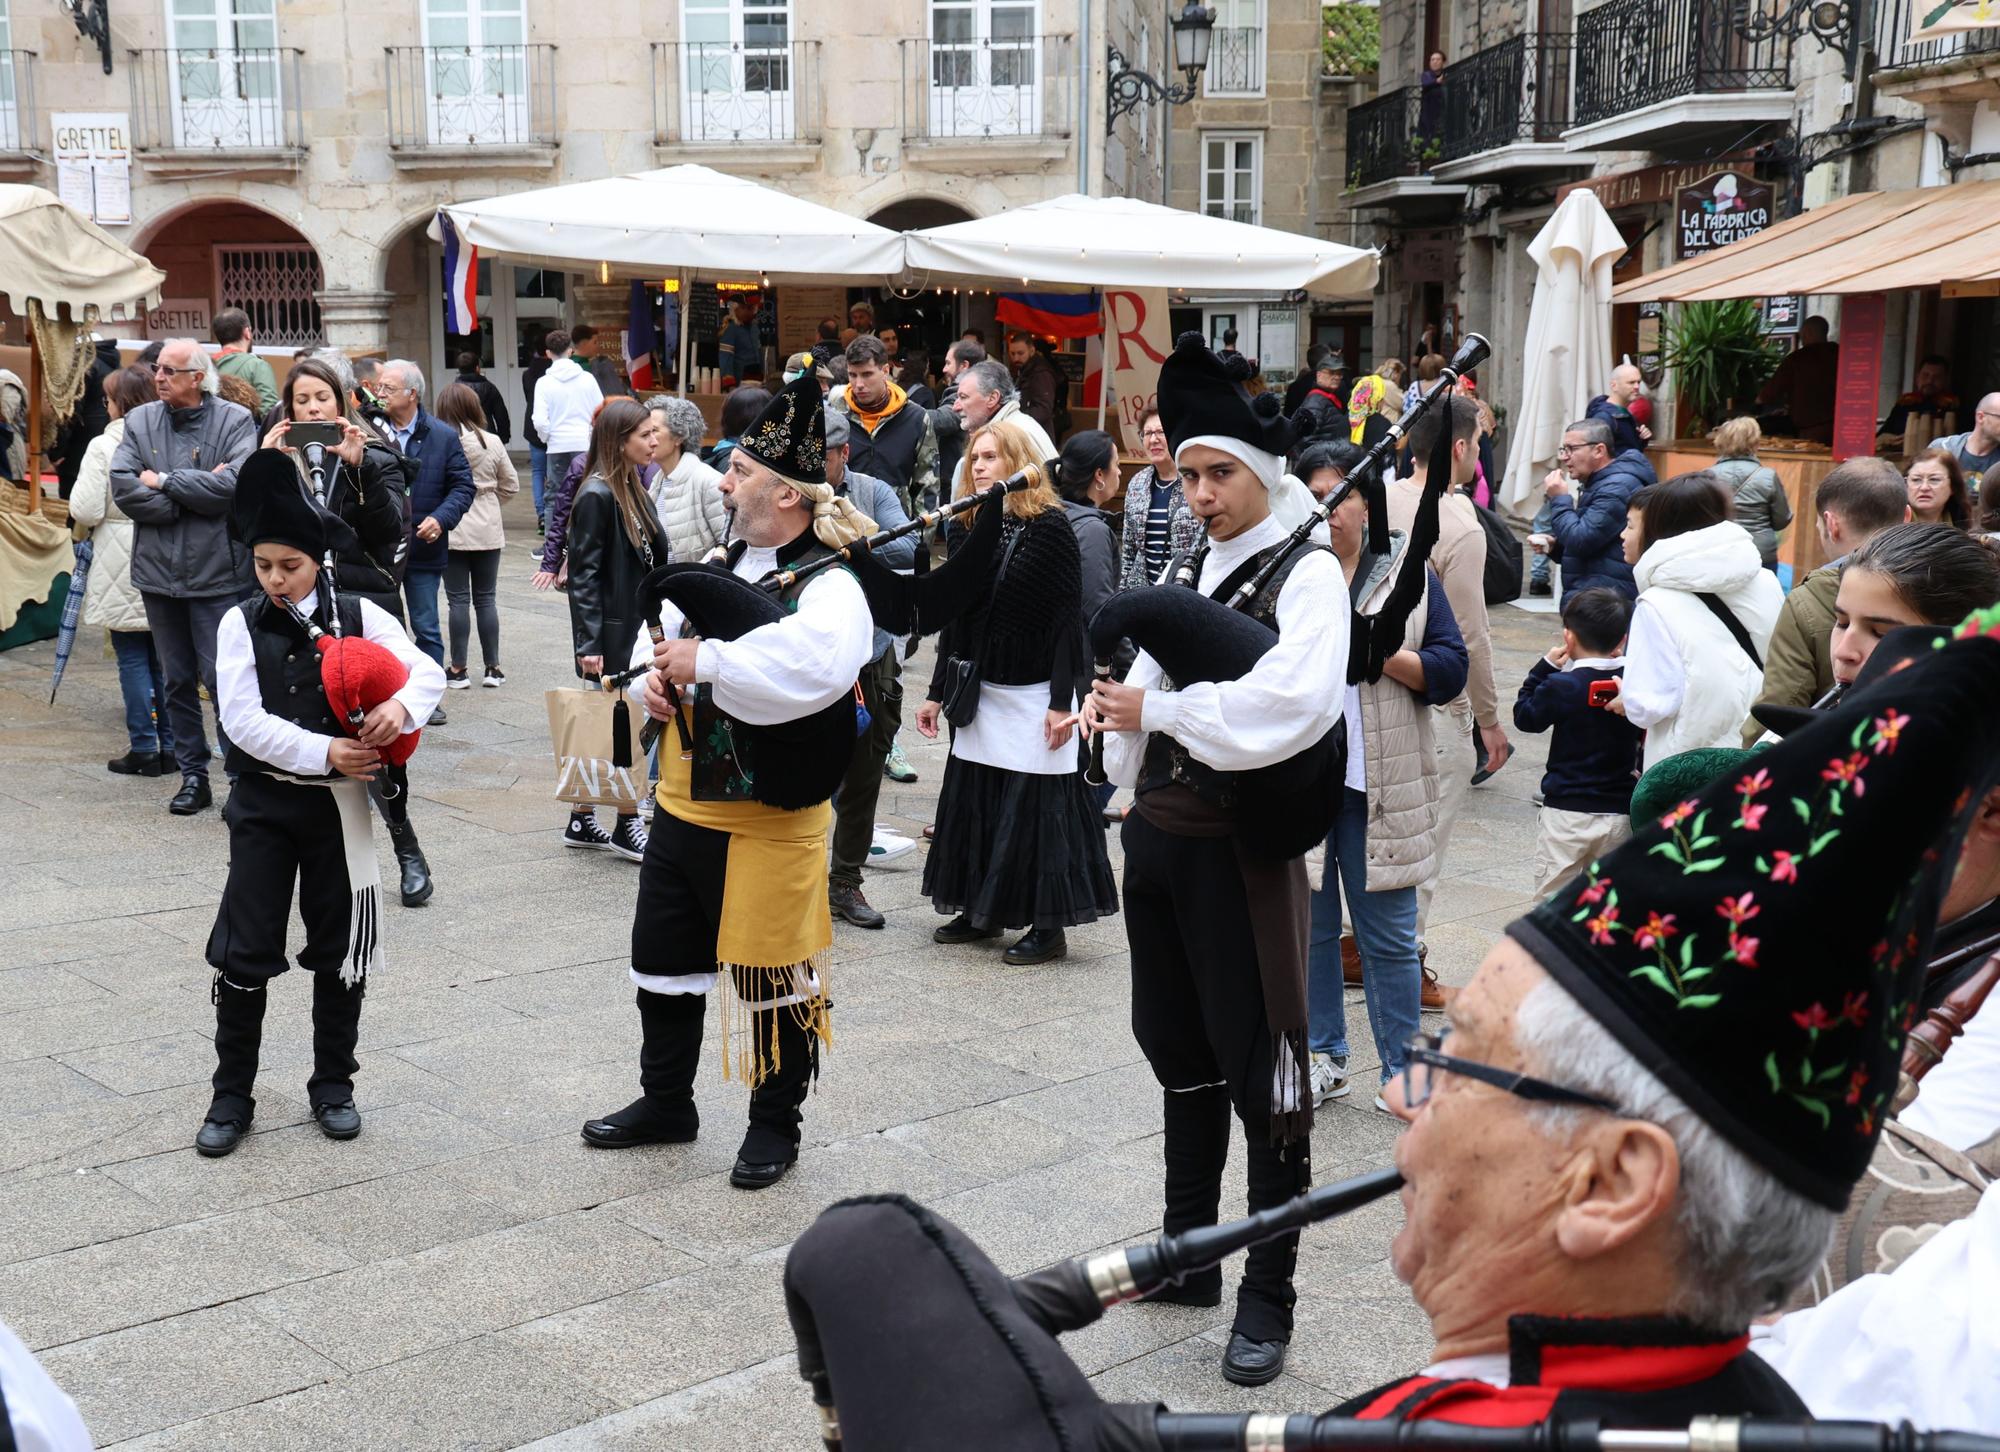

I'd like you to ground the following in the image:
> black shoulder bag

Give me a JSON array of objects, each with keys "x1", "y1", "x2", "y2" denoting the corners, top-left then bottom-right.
[
  {"x1": 1697, "y1": 592, "x2": 1765, "y2": 670},
  {"x1": 938, "y1": 526, "x2": 1023, "y2": 728}
]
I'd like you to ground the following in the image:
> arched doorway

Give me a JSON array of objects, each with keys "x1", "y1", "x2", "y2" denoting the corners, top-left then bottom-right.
[
  {"x1": 134, "y1": 200, "x2": 324, "y2": 350},
  {"x1": 859, "y1": 197, "x2": 984, "y2": 375},
  {"x1": 864, "y1": 196, "x2": 976, "y2": 232}
]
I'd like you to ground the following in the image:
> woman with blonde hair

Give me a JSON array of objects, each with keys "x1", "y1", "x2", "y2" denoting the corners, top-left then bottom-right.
[
  {"x1": 1709, "y1": 415, "x2": 1791, "y2": 570},
  {"x1": 854, "y1": 418, "x2": 1117, "y2": 964}
]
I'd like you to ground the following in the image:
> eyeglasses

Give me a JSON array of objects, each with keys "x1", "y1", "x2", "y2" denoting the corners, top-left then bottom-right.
[
  {"x1": 153, "y1": 365, "x2": 204, "y2": 377},
  {"x1": 1401, "y1": 1027, "x2": 1623, "y2": 1114},
  {"x1": 1141, "y1": 429, "x2": 1167, "y2": 442}
]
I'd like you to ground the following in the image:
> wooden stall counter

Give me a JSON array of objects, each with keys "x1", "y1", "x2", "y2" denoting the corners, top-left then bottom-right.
[{"x1": 1655, "y1": 438, "x2": 1839, "y2": 577}]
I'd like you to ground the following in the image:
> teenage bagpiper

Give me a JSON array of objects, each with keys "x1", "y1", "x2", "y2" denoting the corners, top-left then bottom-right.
[
  {"x1": 197, "y1": 450, "x2": 444, "y2": 1157},
  {"x1": 1084, "y1": 336, "x2": 1348, "y2": 1387},
  {"x1": 583, "y1": 373, "x2": 875, "y2": 1190}
]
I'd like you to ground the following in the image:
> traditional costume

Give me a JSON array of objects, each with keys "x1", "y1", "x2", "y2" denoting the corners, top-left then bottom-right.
[
  {"x1": 584, "y1": 374, "x2": 874, "y2": 1191},
  {"x1": 776, "y1": 598, "x2": 2000, "y2": 1451},
  {"x1": 1097, "y1": 335, "x2": 1348, "y2": 1385},
  {"x1": 199, "y1": 452, "x2": 443, "y2": 1156}
]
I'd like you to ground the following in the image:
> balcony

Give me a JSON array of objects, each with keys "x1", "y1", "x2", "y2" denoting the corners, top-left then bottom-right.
[
  {"x1": 127, "y1": 48, "x2": 303, "y2": 173},
  {"x1": 650, "y1": 40, "x2": 820, "y2": 168},
  {"x1": 899, "y1": 34, "x2": 1074, "y2": 165},
  {"x1": 1204, "y1": 26, "x2": 1265, "y2": 96},
  {"x1": 1432, "y1": 33, "x2": 1588, "y2": 181},
  {"x1": 1568, "y1": 0, "x2": 1794, "y2": 152},
  {"x1": 0, "y1": 51, "x2": 35, "y2": 167},
  {"x1": 1870, "y1": 0, "x2": 2000, "y2": 105},
  {"x1": 385, "y1": 44, "x2": 558, "y2": 168},
  {"x1": 1343, "y1": 86, "x2": 1467, "y2": 210}
]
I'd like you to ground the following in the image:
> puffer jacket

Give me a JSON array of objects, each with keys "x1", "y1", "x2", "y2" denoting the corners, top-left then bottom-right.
[
  {"x1": 1546, "y1": 448, "x2": 1656, "y2": 602},
  {"x1": 109, "y1": 396, "x2": 258, "y2": 599},
  {"x1": 1710, "y1": 455, "x2": 1792, "y2": 567},
  {"x1": 1626, "y1": 522, "x2": 1783, "y2": 767},
  {"x1": 447, "y1": 426, "x2": 519, "y2": 553},
  {"x1": 67, "y1": 419, "x2": 149, "y2": 632},
  {"x1": 648, "y1": 449, "x2": 728, "y2": 562}
]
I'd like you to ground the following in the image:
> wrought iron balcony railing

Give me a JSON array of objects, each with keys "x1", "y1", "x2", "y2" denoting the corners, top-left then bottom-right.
[
  {"x1": 1441, "y1": 32, "x2": 1573, "y2": 162},
  {"x1": 1346, "y1": 85, "x2": 1429, "y2": 189},
  {"x1": 899, "y1": 33, "x2": 1074, "y2": 141},
  {"x1": 0, "y1": 51, "x2": 35, "y2": 153},
  {"x1": 128, "y1": 48, "x2": 303, "y2": 151},
  {"x1": 385, "y1": 43, "x2": 557, "y2": 149},
  {"x1": 1574, "y1": 0, "x2": 1792, "y2": 128},
  {"x1": 651, "y1": 39, "x2": 820, "y2": 145},
  {"x1": 1871, "y1": 0, "x2": 2000, "y2": 69},
  {"x1": 1204, "y1": 26, "x2": 1265, "y2": 95}
]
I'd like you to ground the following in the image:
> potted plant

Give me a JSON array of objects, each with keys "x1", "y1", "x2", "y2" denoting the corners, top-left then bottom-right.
[{"x1": 1659, "y1": 299, "x2": 1781, "y2": 436}]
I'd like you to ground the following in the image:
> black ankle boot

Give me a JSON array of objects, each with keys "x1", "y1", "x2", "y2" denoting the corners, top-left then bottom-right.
[
  {"x1": 307, "y1": 970, "x2": 365, "y2": 1117},
  {"x1": 203, "y1": 974, "x2": 268, "y2": 1154},
  {"x1": 1233, "y1": 1136, "x2": 1311, "y2": 1352},
  {"x1": 583, "y1": 990, "x2": 704, "y2": 1148},
  {"x1": 1146, "y1": 1085, "x2": 1232, "y2": 1306},
  {"x1": 732, "y1": 1008, "x2": 817, "y2": 1189},
  {"x1": 384, "y1": 819, "x2": 433, "y2": 907}
]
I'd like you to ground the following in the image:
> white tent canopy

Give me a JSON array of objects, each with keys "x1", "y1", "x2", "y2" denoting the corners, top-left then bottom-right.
[
  {"x1": 900, "y1": 193, "x2": 1378, "y2": 298},
  {"x1": 0, "y1": 185, "x2": 164, "y2": 320},
  {"x1": 427, "y1": 164, "x2": 905, "y2": 283},
  {"x1": 1500, "y1": 188, "x2": 1626, "y2": 513}
]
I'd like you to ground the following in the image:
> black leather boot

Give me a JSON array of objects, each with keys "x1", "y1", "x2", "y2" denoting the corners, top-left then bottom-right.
[
  {"x1": 583, "y1": 989, "x2": 704, "y2": 1148},
  {"x1": 308, "y1": 970, "x2": 365, "y2": 1138},
  {"x1": 1143, "y1": 1085, "x2": 1232, "y2": 1307},
  {"x1": 384, "y1": 818, "x2": 433, "y2": 907},
  {"x1": 1224, "y1": 1136, "x2": 1312, "y2": 1386},
  {"x1": 732, "y1": 1008, "x2": 817, "y2": 1189},
  {"x1": 200, "y1": 975, "x2": 267, "y2": 1156}
]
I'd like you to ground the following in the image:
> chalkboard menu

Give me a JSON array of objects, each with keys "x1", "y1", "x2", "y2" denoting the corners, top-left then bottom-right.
[{"x1": 686, "y1": 284, "x2": 723, "y2": 367}]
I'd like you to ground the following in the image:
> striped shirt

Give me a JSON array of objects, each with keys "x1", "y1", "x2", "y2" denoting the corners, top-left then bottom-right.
[{"x1": 1144, "y1": 476, "x2": 1176, "y2": 583}]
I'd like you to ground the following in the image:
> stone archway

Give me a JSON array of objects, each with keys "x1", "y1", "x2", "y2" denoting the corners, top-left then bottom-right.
[
  {"x1": 133, "y1": 199, "x2": 325, "y2": 349},
  {"x1": 865, "y1": 196, "x2": 978, "y2": 232}
]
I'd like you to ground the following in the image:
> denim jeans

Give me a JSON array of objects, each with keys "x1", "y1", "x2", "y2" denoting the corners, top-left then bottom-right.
[
  {"x1": 1307, "y1": 787, "x2": 1422, "y2": 1080},
  {"x1": 1529, "y1": 497, "x2": 1555, "y2": 584},
  {"x1": 444, "y1": 549, "x2": 501, "y2": 670},
  {"x1": 404, "y1": 568, "x2": 445, "y2": 666},
  {"x1": 529, "y1": 444, "x2": 549, "y2": 517},
  {"x1": 110, "y1": 629, "x2": 174, "y2": 755},
  {"x1": 142, "y1": 591, "x2": 234, "y2": 781}
]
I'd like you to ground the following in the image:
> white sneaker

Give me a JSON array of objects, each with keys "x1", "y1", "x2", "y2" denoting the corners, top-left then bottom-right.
[
  {"x1": 1372, "y1": 1092, "x2": 1392, "y2": 1115},
  {"x1": 1310, "y1": 1052, "x2": 1351, "y2": 1106},
  {"x1": 870, "y1": 828, "x2": 916, "y2": 864}
]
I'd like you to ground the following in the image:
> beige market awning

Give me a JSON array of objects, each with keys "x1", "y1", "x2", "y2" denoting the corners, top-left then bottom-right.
[
  {"x1": 0, "y1": 185, "x2": 163, "y2": 320},
  {"x1": 1613, "y1": 180, "x2": 2000, "y2": 303}
]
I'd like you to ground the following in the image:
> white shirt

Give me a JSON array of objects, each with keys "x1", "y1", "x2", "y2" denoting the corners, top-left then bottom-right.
[
  {"x1": 1752, "y1": 1181, "x2": 2000, "y2": 1431},
  {"x1": 1901, "y1": 993, "x2": 2000, "y2": 1151},
  {"x1": 0, "y1": 1319, "x2": 92, "y2": 1451},
  {"x1": 215, "y1": 589, "x2": 444, "y2": 777},
  {"x1": 1103, "y1": 514, "x2": 1350, "y2": 789}
]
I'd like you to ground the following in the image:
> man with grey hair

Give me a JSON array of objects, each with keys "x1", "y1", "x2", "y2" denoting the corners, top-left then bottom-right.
[
  {"x1": 1930, "y1": 389, "x2": 2000, "y2": 491},
  {"x1": 925, "y1": 338, "x2": 985, "y2": 487},
  {"x1": 949, "y1": 357, "x2": 1055, "y2": 492},
  {"x1": 376, "y1": 358, "x2": 473, "y2": 688},
  {"x1": 110, "y1": 338, "x2": 258, "y2": 814},
  {"x1": 1540, "y1": 415, "x2": 1654, "y2": 605}
]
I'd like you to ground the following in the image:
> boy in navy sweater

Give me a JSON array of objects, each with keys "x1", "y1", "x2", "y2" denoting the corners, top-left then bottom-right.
[{"x1": 1513, "y1": 587, "x2": 1645, "y2": 896}]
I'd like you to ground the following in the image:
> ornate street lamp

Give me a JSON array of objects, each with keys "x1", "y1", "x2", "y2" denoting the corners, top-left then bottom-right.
[
  {"x1": 1107, "y1": 3, "x2": 1217, "y2": 128},
  {"x1": 60, "y1": 0, "x2": 113, "y2": 75}
]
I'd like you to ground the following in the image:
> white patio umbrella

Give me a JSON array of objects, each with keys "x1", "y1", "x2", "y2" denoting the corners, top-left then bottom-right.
[
  {"x1": 1500, "y1": 188, "x2": 1627, "y2": 513},
  {"x1": 899, "y1": 193, "x2": 1378, "y2": 297}
]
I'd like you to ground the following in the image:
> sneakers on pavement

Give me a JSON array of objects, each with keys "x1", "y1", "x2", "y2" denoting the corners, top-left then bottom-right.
[
  {"x1": 883, "y1": 741, "x2": 918, "y2": 783},
  {"x1": 483, "y1": 665, "x2": 506, "y2": 687},
  {"x1": 1309, "y1": 1051, "x2": 1351, "y2": 1106},
  {"x1": 444, "y1": 666, "x2": 471, "y2": 690},
  {"x1": 564, "y1": 813, "x2": 613, "y2": 851},
  {"x1": 1373, "y1": 1092, "x2": 1393, "y2": 1115},
  {"x1": 870, "y1": 827, "x2": 916, "y2": 864},
  {"x1": 609, "y1": 815, "x2": 648, "y2": 862}
]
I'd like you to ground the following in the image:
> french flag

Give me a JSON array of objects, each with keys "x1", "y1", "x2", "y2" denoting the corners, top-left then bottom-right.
[
  {"x1": 439, "y1": 212, "x2": 477, "y2": 336},
  {"x1": 624, "y1": 280, "x2": 657, "y2": 393},
  {"x1": 995, "y1": 290, "x2": 1101, "y2": 340}
]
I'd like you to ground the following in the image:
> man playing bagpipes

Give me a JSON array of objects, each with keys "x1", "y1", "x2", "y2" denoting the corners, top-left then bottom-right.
[
  {"x1": 782, "y1": 608, "x2": 2000, "y2": 1450},
  {"x1": 586, "y1": 372, "x2": 876, "y2": 1191},
  {"x1": 196, "y1": 451, "x2": 444, "y2": 1157}
]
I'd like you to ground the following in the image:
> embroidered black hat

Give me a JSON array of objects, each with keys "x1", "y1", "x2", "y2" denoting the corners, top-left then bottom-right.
[
  {"x1": 1508, "y1": 609, "x2": 2000, "y2": 1211},
  {"x1": 737, "y1": 370, "x2": 827, "y2": 488},
  {"x1": 1155, "y1": 331, "x2": 1295, "y2": 463},
  {"x1": 1751, "y1": 624, "x2": 1952, "y2": 739},
  {"x1": 231, "y1": 449, "x2": 355, "y2": 557}
]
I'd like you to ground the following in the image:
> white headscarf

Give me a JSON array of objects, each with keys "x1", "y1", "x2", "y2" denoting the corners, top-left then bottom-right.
[{"x1": 1176, "y1": 435, "x2": 1319, "y2": 533}]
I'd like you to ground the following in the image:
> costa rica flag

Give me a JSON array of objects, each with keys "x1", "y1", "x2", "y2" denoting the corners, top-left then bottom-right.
[
  {"x1": 995, "y1": 290, "x2": 1101, "y2": 340},
  {"x1": 439, "y1": 212, "x2": 478, "y2": 336}
]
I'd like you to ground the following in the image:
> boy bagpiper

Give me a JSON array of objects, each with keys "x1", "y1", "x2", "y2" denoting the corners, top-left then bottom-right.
[{"x1": 196, "y1": 450, "x2": 444, "y2": 1157}]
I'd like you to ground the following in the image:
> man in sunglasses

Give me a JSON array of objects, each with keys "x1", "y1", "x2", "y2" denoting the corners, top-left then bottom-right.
[{"x1": 111, "y1": 338, "x2": 259, "y2": 815}]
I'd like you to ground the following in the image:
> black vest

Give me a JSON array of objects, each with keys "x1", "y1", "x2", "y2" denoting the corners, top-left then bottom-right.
[
  {"x1": 222, "y1": 594, "x2": 363, "y2": 779},
  {"x1": 1136, "y1": 540, "x2": 1321, "y2": 811}
]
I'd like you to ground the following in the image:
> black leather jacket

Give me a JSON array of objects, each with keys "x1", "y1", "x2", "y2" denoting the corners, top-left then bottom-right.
[
  {"x1": 321, "y1": 441, "x2": 411, "y2": 602},
  {"x1": 565, "y1": 475, "x2": 665, "y2": 670}
]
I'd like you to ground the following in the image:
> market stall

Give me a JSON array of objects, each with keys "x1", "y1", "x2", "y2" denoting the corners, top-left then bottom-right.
[{"x1": 0, "y1": 185, "x2": 163, "y2": 650}]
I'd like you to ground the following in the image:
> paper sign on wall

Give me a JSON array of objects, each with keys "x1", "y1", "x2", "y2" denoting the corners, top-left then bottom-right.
[{"x1": 52, "y1": 113, "x2": 132, "y2": 226}]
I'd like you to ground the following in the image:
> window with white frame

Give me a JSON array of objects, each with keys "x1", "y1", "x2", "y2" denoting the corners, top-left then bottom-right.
[
  {"x1": 420, "y1": 0, "x2": 527, "y2": 145},
  {"x1": 928, "y1": 0, "x2": 1042, "y2": 137},
  {"x1": 1204, "y1": 0, "x2": 1264, "y2": 97},
  {"x1": 0, "y1": 0, "x2": 18, "y2": 152},
  {"x1": 1201, "y1": 131, "x2": 1262, "y2": 224},
  {"x1": 162, "y1": 0, "x2": 283, "y2": 148},
  {"x1": 680, "y1": 0, "x2": 794, "y2": 142}
]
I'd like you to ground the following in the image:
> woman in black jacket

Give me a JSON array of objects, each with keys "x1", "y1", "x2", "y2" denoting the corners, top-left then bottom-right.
[
  {"x1": 1054, "y1": 430, "x2": 1124, "y2": 815},
  {"x1": 563, "y1": 397, "x2": 667, "y2": 862},
  {"x1": 858, "y1": 419, "x2": 1118, "y2": 964}
]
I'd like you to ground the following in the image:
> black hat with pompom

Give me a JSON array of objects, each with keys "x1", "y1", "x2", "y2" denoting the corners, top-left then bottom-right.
[{"x1": 1156, "y1": 331, "x2": 1295, "y2": 460}]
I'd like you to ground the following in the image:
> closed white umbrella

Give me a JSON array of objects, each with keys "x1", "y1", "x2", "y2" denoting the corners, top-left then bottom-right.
[
  {"x1": 900, "y1": 193, "x2": 1378, "y2": 297},
  {"x1": 1501, "y1": 189, "x2": 1627, "y2": 512}
]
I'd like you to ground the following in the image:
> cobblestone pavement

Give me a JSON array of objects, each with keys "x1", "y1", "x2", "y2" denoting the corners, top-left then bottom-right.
[{"x1": 0, "y1": 492, "x2": 1559, "y2": 1449}]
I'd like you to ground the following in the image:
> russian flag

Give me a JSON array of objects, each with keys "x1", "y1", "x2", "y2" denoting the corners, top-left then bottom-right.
[
  {"x1": 995, "y1": 290, "x2": 1101, "y2": 340},
  {"x1": 439, "y1": 212, "x2": 477, "y2": 336},
  {"x1": 624, "y1": 280, "x2": 657, "y2": 393}
]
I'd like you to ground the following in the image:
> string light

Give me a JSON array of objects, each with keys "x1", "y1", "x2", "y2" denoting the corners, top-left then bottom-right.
[{"x1": 597, "y1": 261, "x2": 610, "y2": 284}]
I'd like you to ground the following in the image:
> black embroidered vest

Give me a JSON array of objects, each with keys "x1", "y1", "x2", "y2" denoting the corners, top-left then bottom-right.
[
  {"x1": 1136, "y1": 539, "x2": 1322, "y2": 811},
  {"x1": 222, "y1": 594, "x2": 363, "y2": 779}
]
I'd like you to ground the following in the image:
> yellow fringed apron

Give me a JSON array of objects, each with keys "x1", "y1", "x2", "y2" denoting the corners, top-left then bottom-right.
[{"x1": 657, "y1": 709, "x2": 834, "y2": 1086}]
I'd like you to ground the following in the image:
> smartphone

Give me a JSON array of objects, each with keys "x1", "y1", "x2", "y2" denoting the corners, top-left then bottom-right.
[
  {"x1": 287, "y1": 421, "x2": 344, "y2": 451},
  {"x1": 1587, "y1": 679, "x2": 1620, "y2": 709}
]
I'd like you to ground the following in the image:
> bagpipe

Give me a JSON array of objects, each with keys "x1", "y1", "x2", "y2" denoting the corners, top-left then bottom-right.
[
  {"x1": 605, "y1": 467, "x2": 1044, "y2": 805},
  {"x1": 1083, "y1": 334, "x2": 1491, "y2": 860}
]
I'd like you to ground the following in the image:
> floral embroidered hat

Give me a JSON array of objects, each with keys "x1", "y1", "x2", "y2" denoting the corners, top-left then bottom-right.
[
  {"x1": 737, "y1": 370, "x2": 827, "y2": 488},
  {"x1": 1507, "y1": 607, "x2": 2000, "y2": 1211}
]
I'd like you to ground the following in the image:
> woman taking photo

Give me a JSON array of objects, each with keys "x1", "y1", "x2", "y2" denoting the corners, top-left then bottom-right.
[
  {"x1": 860, "y1": 420, "x2": 1118, "y2": 964},
  {"x1": 432, "y1": 382, "x2": 519, "y2": 688},
  {"x1": 563, "y1": 398, "x2": 666, "y2": 862},
  {"x1": 1612, "y1": 472, "x2": 1782, "y2": 767},
  {"x1": 1905, "y1": 447, "x2": 1972, "y2": 529},
  {"x1": 644, "y1": 395, "x2": 728, "y2": 562},
  {"x1": 1708, "y1": 416, "x2": 1792, "y2": 570},
  {"x1": 70, "y1": 366, "x2": 173, "y2": 776},
  {"x1": 1120, "y1": 408, "x2": 1199, "y2": 589}
]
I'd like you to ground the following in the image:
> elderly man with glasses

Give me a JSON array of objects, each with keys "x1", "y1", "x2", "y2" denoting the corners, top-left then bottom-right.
[
  {"x1": 111, "y1": 338, "x2": 259, "y2": 815},
  {"x1": 780, "y1": 610, "x2": 2000, "y2": 1447}
]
